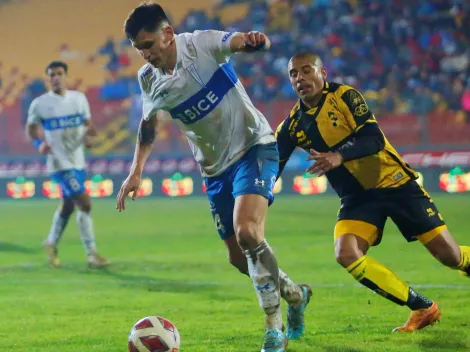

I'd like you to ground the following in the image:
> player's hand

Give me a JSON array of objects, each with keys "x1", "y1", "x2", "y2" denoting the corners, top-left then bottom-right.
[
  {"x1": 38, "y1": 142, "x2": 52, "y2": 155},
  {"x1": 243, "y1": 31, "x2": 269, "y2": 51},
  {"x1": 306, "y1": 149, "x2": 343, "y2": 177},
  {"x1": 116, "y1": 173, "x2": 141, "y2": 212}
]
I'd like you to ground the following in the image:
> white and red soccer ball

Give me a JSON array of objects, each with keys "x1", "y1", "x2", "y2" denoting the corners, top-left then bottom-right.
[{"x1": 128, "y1": 316, "x2": 180, "y2": 352}]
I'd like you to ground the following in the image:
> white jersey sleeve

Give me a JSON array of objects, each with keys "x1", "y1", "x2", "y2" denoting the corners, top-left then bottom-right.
[
  {"x1": 27, "y1": 98, "x2": 41, "y2": 125},
  {"x1": 138, "y1": 69, "x2": 159, "y2": 121},
  {"x1": 191, "y1": 30, "x2": 238, "y2": 59}
]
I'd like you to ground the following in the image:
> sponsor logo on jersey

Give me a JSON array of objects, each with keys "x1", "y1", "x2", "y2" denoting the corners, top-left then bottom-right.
[
  {"x1": 222, "y1": 32, "x2": 234, "y2": 43},
  {"x1": 41, "y1": 114, "x2": 84, "y2": 130},
  {"x1": 169, "y1": 63, "x2": 238, "y2": 124}
]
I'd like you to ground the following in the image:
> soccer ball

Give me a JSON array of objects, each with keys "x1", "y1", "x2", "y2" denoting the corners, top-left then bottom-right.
[{"x1": 128, "y1": 316, "x2": 180, "y2": 352}]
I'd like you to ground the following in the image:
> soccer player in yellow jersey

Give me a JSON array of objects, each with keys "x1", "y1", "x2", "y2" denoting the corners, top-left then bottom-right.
[{"x1": 275, "y1": 52, "x2": 470, "y2": 332}]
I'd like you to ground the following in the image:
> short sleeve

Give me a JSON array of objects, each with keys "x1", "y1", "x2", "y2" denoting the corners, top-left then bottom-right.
[
  {"x1": 138, "y1": 70, "x2": 158, "y2": 121},
  {"x1": 27, "y1": 98, "x2": 41, "y2": 125},
  {"x1": 192, "y1": 30, "x2": 238, "y2": 58}
]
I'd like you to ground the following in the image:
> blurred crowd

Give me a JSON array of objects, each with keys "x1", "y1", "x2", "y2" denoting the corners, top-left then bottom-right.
[{"x1": 27, "y1": 0, "x2": 470, "y2": 119}]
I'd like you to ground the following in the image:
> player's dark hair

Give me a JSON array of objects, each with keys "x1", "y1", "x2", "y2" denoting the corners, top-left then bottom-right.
[
  {"x1": 45, "y1": 61, "x2": 68, "y2": 74},
  {"x1": 124, "y1": 2, "x2": 170, "y2": 40}
]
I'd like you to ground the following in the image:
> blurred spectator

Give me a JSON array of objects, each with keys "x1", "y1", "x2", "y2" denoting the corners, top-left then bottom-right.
[{"x1": 20, "y1": 79, "x2": 46, "y2": 125}]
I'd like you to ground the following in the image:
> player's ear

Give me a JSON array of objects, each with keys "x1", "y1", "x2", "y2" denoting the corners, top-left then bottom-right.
[
  {"x1": 162, "y1": 25, "x2": 174, "y2": 43},
  {"x1": 321, "y1": 67, "x2": 328, "y2": 80}
]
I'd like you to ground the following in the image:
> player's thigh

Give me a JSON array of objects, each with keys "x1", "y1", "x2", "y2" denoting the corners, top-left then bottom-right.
[
  {"x1": 232, "y1": 143, "x2": 279, "y2": 247},
  {"x1": 73, "y1": 192, "x2": 92, "y2": 212},
  {"x1": 52, "y1": 169, "x2": 87, "y2": 201},
  {"x1": 233, "y1": 194, "x2": 269, "y2": 248},
  {"x1": 387, "y1": 181, "x2": 447, "y2": 244},
  {"x1": 205, "y1": 174, "x2": 235, "y2": 241},
  {"x1": 59, "y1": 197, "x2": 75, "y2": 215},
  {"x1": 335, "y1": 197, "x2": 387, "y2": 248}
]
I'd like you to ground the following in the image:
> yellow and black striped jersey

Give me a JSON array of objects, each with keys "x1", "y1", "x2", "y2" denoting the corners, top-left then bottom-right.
[{"x1": 275, "y1": 82, "x2": 418, "y2": 199}]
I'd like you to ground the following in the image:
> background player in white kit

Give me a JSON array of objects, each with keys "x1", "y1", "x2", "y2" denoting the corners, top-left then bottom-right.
[
  {"x1": 26, "y1": 61, "x2": 109, "y2": 268},
  {"x1": 116, "y1": 4, "x2": 311, "y2": 351}
]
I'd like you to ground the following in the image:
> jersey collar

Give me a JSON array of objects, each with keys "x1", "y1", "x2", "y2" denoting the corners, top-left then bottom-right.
[{"x1": 48, "y1": 90, "x2": 69, "y2": 98}]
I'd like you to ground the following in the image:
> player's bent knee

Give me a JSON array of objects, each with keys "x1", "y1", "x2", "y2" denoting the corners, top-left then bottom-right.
[
  {"x1": 78, "y1": 203, "x2": 91, "y2": 213},
  {"x1": 335, "y1": 234, "x2": 368, "y2": 268},
  {"x1": 74, "y1": 193, "x2": 92, "y2": 213},
  {"x1": 235, "y1": 221, "x2": 262, "y2": 250}
]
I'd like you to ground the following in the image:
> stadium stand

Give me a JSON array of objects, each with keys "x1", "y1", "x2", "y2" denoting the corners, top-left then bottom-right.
[{"x1": 0, "y1": 0, "x2": 469, "y2": 156}]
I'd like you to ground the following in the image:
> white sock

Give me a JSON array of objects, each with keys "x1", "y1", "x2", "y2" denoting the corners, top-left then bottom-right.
[
  {"x1": 46, "y1": 209, "x2": 71, "y2": 247},
  {"x1": 245, "y1": 240, "x2": 283, "y2": 330},
  {"x1": 76, "y1": 211, "x2": 97, "y2": 255},
  {"x1": 279, "y1": 269, "x2": 303, "y2": 306}
]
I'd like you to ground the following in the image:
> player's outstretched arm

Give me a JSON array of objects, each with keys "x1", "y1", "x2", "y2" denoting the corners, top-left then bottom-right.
[
  {"x1": 230, "y1": 31, "x2": 271, "y2": 53},
  {"x1": 116, "y1": 114, "x2": 157, "y2": 211}
]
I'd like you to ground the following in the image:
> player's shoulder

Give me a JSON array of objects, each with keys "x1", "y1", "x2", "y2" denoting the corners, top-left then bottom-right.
[
  {"x1": 138, "y1": 63, "x2": 154, "y2": 81},
  {"x1": 67, "y1": 90, "x2": 87, "y2": 100},
  {"x1": 30, "y1": 92, "x2": 52, "y2": 107},
  {"x1": 138, "y1": 63, "x2": 160, "y2": 92},
  {"x1": 327, "y1": 82, "x2": 362, "y2": 99}
]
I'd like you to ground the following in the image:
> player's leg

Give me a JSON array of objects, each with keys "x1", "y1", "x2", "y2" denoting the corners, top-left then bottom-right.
[
  {"x1": 232, "y1": 143, "x2": 309, "y2": 350},
  {"x1": 43, "y1": 196, "x2": 75, "y2": 267},
  {"x1": 60, "y1": 169, "x2": 108, "y2": 267},
  {"x1": 73, "y1": 191, "x2": 109, "y2": 268},
  {"x1": 223, "y1": 235, "x2": 305, "y2": 307},
  {"x1": 335, "y1": 224, "x2": 424, "y2": 308},
  {"x1": 336, "y1": 201, "x2": 438, "y2": 332},
  {"x1": 387, "y1": 181, "x2": 450, "y2": 331},
  {"x1": 206, "y1": 170, "x2": 305, "y2": 308},
  {"x1": 421, "y1": 228, "x2": 470, "y2": 275},
  {"x1": 405, "y1": 184, "x2": 470, "y2": 275}
]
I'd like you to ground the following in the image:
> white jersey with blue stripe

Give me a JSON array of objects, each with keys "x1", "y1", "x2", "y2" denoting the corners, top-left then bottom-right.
[
  {"x1": 27, "y1": 90, "x2": 91, "y2": 173},
  {"x1": 138, "y1": 30, "x2": 276, "y2": 177}
]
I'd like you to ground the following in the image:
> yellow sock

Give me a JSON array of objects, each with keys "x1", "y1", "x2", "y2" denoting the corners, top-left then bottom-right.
[
  {"x1": 457, "y1": 246, "x2": 470, "y2": 273},
  {"x1": 346, "y1": 255, "x2": 409, "y2": 306}
]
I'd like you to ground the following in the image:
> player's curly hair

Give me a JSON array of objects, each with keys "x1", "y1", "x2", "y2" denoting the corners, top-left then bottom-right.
[
  {"x1": 45, "y1": 61, "x2": 68, "y2": 74},
  {"x1": 124, "y1": 2, "x2": 170, "y2": 41}
]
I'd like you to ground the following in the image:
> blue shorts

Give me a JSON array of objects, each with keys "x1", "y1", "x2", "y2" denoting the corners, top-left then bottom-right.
[
  {"x1": 51, "y1": 169, "x2": 86, "y2": 199},
  {"x1": 205, "y1": 143, "x2": 279, "y2": 240}
]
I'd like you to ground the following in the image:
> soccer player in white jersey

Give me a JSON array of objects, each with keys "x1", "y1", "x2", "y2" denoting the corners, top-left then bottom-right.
[
  {"x1": 26, "y1": 61, "x2": 109, "y2": 268},
  {"x1": 116, "y1": 4, "x2": 311, "y2": 351}
]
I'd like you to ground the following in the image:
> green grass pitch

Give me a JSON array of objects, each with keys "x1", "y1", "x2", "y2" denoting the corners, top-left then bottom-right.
[{"x1": 0, "y1": 195, "x2": 469, "y2": 352}]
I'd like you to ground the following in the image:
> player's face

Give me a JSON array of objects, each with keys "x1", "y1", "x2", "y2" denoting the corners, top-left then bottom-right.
[
  {"x1": 288, "y1": 57, "x2": 327, "y2": 101},
  {"x1": 47, "y1": 67, "x2": 67, "y2": 93},
  {"x1": 132, "y1": 26, "x2": 174, "y2": 68}
]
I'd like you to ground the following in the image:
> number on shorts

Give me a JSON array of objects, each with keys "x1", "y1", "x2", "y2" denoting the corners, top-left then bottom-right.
[{"x1": 68, "y1": 178, "x2": 81, "y2": 192}]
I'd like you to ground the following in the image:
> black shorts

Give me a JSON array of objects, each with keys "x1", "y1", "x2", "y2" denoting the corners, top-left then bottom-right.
[{"x1": 335, "y1": 180, "x2": 446, "y2": 245}]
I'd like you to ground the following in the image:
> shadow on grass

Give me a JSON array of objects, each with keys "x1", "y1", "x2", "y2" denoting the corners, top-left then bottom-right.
[
  {"x1": 418, "y1": 330, "x2": 469, "y2": 351},
  {"x1": 0, "y1": 242, "x2": 39, "y2": 254},
  {"x1": 57, "y1": 260, "x2": 245, "y2": 302}
]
